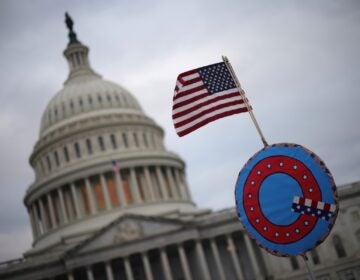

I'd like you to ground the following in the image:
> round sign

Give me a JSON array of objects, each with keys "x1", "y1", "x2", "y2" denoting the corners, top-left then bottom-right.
[{"x1": 235, "y1": 143, "x2": 338, "y2": 256}]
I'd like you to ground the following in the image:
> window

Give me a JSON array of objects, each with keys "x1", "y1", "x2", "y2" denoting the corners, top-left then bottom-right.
[
  {"x1": 310, "y1": 249, "x2": 320, "y2": 265},
  {"x1": 54, "y1": 151, "x2": 60, "y2": 167},
  {"x1": 143, "y1": 133, "x2": 148, "y2": 147},
  {"x1": 74, "y1": 142, "x2": 81, "y2": 158},
  {"x1": 64, "y1": 146, "x2": 70, "y2": 162},
  {"x1": 98, "y1": 136, "x2": 105, "y2": 151},
  {"x1": 122, "y1": 133, "x2": 128, "y2": 148},
  {"x1": 62, "y1": 102, "x2": 66, "y2": 115},
  {"x1": 46, "y1": 155, "x2": 52, "y2": 171},
  {"x1": 98, "y1": 95, "x2": 102, "y2": 104},
  {"x1": 107, "y1": 94, "x2": 112, "y2": 103},
  {"x1": 290, "y1": 256, "x2": 299, "y2": 270},
  {"x1": 110, "y1": 134, "x2": 117, "y2": 149},
  {"x1": 70, "y1": 100, "x2": 74, "y2": 113},
  {"x1": 351, "y1": 210, "x2": 360, "y2": 222},
  {"x1": 133, "y1": 132, "x2": 139, "y2": 147},
  {"x1": 333, "y1": 235, "x2": 346, "y2": 258},
  {"x1": 88, "y1": 96, "x2": 93, "y2": 105},
  {"x1": 86, "y1": 139, "x2": 93, "y2": 155},
  {"x1": 79, "y1": 98, "x2": 83, "y2": 110}
]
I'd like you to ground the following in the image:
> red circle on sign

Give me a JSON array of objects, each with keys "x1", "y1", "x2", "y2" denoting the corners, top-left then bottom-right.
[{"x1": 243, "y1": 156, "x2": 322, "y2": 244}]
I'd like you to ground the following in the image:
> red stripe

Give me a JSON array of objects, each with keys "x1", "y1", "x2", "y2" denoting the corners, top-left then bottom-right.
[
  {"x1": 179, "y1": 76, "x2": 202, "y2": 87},
  {"x1": 177, "y1": 69, "x2": 198, "y2": 79},
  {"x1": 173, "y1": 84, "x2": 206, "y2": 100},
  {"x1": 311, "y1": 200, "x2": 317, "y2": 208},
  {"x1": 299, "y1": 197, "x2": 305, "y2": 205},
  {"x1": 174, "y1": 101, "x2": 248, "y2": 128},
  {"x1": 173, "y1": 92, "x2": 209, "y2": 110},
  {"x1": 172, "y1": 92, "x2": 243, "y2": 119},
  {"x1": 177, "y1": 108, "x2": 248, "y2": 137},
  {"x1": 323, "y1": 203, "x2": 330, "y2": 212}
]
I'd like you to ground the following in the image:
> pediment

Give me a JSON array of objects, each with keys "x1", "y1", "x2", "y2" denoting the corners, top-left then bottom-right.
[{"x1": 71, "y1": 214, "x2": 188, "y2": 255}]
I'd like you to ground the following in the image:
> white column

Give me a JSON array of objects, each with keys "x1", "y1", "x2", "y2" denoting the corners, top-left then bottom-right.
[
  {"x1": 144, "y1": 167, "x2": 156, "y2": 202},
  {"x1": 210, "y1": 238, "x2": 226, "y2": 280},
  {"x1": 244, "y1": 233, "x2": 262, "y2": 278},
  {"x1": 85, "y1": 178, "x2": 97, "y2": 214},
  {"x1": 100, "y1": 174, "x2": 112, "y2": 210},
  {"x1": 47, "y1": 193, "x2": 56, "y2": 229},
  {"x1": 174, "y1": 169, "x2": 186, "y2": 200},
  {"x1": 86, "y1": 266, "x2": 94, "y2": 280},
  {"x1": 114, "y1": 171, "x2": 127, "y2": 207},
  {"x1": 70, "y1": 183, "x2": 82, "y2": 219},
  {"x1": 180, "y1": 172, "x2": 192, "y2": 201},
  {"x1": 160, "y1": 248, "x2": 173, "y2": 280},
  {"x1": 57, "y1": 188, "x2": 68, "y2": 224},
  {"x1": 156, "y1": 166, "x2": 169, "y2": 200},
  {"x1": 226, "y1": 234, "x2": 244, "y2": 280},
  {"x1": 141, "y1": 252, "x2": 154, "y2": 280},
  {"x1": 124, "y1": 257, "x2": 134, "y2": 280},
  {"x1": 105, "y1": 261, "x2": 114, "y2": 280},
  {"x1": 178, "y1": 244, "x2": 192, "y2": 280},
  {"x1": 38, "y1": 198, "x2": 48, "y2": 232},
  {"x1": 195, "y1": 240, "x2": 211, "y2": 280},
  {"x1": 130, "y1": 168, "x2": 142, "y2": 203},
  {"x1": 28, "y1": 206, "x2": 38, "y2": 238},
  {"x1": 166, "y1": 167, "x2": 178, "y2": 199}
]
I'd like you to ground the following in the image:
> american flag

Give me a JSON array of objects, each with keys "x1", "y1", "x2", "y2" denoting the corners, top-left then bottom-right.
[
  {"x1": 173, "y1": 62, "x2": 250, "y2": 137},
  {"x1": 111, "y1": 160, "x2": 120, "y2": 172}
]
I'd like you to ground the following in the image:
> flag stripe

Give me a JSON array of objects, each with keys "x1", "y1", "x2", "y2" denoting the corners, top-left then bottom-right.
[
  {"x1": 173, "y1": 93, "x2": 244, "y2": 120},
  {"x1": 176, "y1": 108, "x2": 248, "y2": 137},
  {"x1": 173, "y1": 89, "x2": 240, "y2": 114},
  {"x1": 174, "y1": 101, "x2": 247, "y2": 128}
]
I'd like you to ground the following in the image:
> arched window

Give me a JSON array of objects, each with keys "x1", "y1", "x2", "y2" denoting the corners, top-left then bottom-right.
[
  {"x1": 86, "y1": 139, "x2": 93, "y2": 155},
  {"x1": 133, "y1": 132, "x2": 139, "y2": 147},
  {"x1": 143, "y1": 133, "x2": 148, "y2": 147},
  {"x1": 64, "y1": 146, "x2": 70, "y2": 162},
  {"x1": 290, "y1": 256, "x2": 299, "y2": 270},
  {"x1": 333, "y1": 235, "x2": 346, "y2": 258},
  {"x1": 122, "y1": 133, "x2": 128, "y2": 148},
  {"x1": 74, "y1": 142, "x2": 81, "y2": 158},
  {"x1": 54, "y1": 151, "x2": 60, "y2": 167},
  {"x1": 46, "y1": 155, "x2": 52, "y2": 171},
  {"x1": 310, "y1": 249, "x2": 320, "y2": 265},
  {"x1": 110, "y1": 134, "x2": 117, "y2": 149},
  {"x1": 98, "y1": 136, "x2": 105, "y2": 151}
]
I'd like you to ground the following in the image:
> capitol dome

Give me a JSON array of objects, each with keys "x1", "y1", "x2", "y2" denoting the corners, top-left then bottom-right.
[{"x1": 24, "y1": 15, "x2": 198, "y2": 252}]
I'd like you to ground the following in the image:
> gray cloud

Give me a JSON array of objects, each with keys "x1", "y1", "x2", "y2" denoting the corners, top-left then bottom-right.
[{"x1": 0, "y1": 0, "x2": 359, "y2": 262}]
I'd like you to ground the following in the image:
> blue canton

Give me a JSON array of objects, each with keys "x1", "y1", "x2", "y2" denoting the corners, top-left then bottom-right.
[{"x1": 198, "y1": 62, "x2": 237, "y2": 95}]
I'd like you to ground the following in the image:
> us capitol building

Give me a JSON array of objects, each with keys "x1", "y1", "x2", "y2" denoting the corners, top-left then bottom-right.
[{"x1": 0, "y1": 15, "x2": 359, "y2": 280}]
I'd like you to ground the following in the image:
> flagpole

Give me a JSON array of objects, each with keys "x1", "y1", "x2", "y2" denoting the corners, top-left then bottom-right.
[
  {"x1": 222, "y1": 56, "x2": 268, "y2": 147},
  {"x1": 301, "y1": 254, "x2": 316, "y2": 280}
]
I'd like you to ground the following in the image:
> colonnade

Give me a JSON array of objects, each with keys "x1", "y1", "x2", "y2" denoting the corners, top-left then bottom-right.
[
  {"x1": 28, "y1": 165, "x2": 191, "y2": 239},
  {"x1": 62, "y1": 232, "x2": 263, "y2": 280}
]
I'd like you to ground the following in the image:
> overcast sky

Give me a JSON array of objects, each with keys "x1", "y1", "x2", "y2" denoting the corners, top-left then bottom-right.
[{"x1": 0, "y1": 0, "x2": 359, "y2": 262}]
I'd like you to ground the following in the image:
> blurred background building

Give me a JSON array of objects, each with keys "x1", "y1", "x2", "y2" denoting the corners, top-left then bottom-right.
[{"x1": 0, "y1": 15, "x2": 359, "y2": 280}]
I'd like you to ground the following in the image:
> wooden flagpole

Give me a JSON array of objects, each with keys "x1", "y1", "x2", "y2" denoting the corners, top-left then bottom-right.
[
  {"x1": 301, "y1": 254, "x2": 316, "y2": 280},
  {"x1": 222, "y1": 56, "x2": 268, "y2": 147}
]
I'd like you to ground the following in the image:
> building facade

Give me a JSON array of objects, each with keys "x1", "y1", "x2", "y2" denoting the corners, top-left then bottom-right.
[{"x1": 0, "y1": 16, "x2": 359, "y2": 280}]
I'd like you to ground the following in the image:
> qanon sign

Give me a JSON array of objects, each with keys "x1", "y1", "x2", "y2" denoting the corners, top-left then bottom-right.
[{"x1": 235, "y1": 143, "x2": 338, "y2": 256}]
